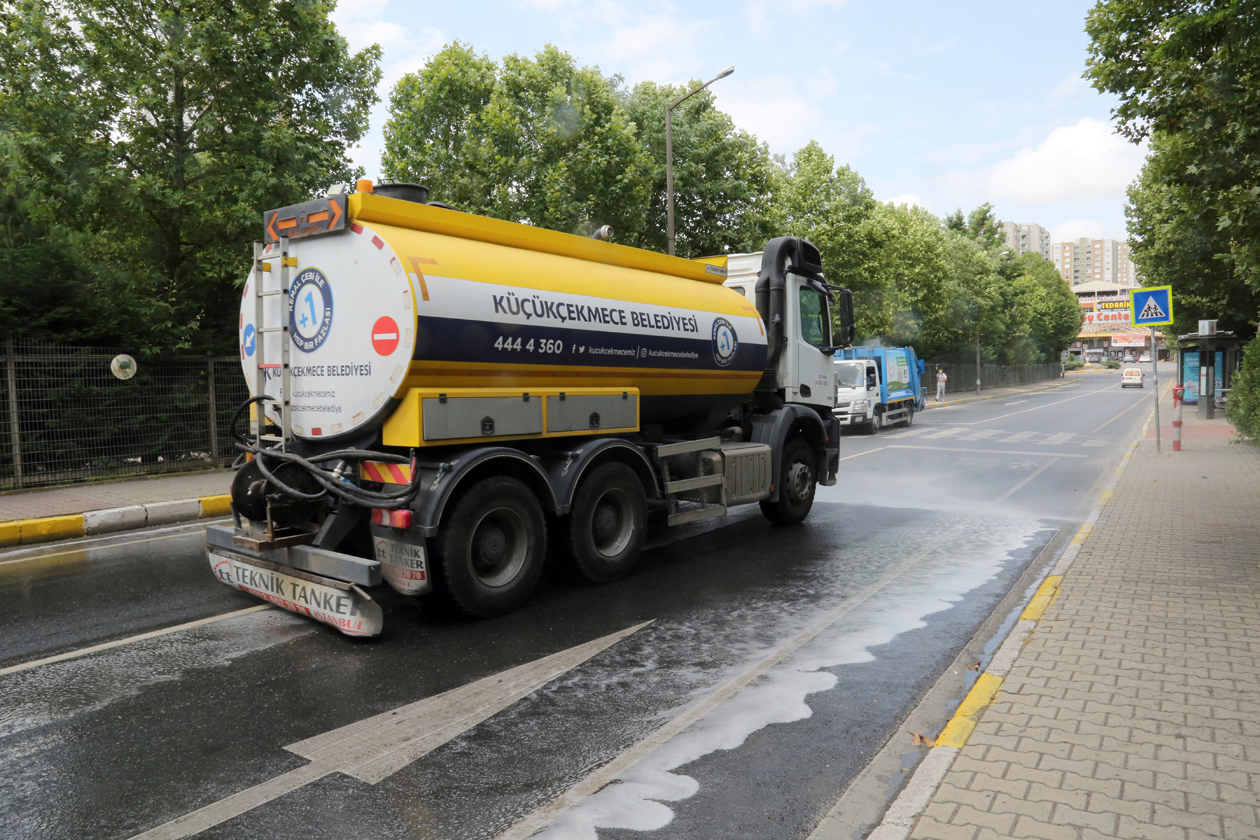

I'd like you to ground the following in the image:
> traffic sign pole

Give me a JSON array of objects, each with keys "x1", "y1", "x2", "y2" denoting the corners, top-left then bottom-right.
[{"x1": 1151, "y1": 326, "x2": 1160, "y2": 454}]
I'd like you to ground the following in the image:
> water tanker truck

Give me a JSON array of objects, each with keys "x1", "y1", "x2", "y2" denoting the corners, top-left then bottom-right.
[{"x1": 208, "y1": 181, "x2": 855, "y2": 635}]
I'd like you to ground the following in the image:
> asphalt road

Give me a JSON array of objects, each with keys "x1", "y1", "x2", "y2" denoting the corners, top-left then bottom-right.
[{"x1": 0, "y1": 369, "x2": 1164, "y2": 840}]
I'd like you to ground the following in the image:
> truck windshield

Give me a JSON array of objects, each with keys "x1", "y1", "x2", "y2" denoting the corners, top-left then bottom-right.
[
  {"x1": 798, "y1": 286, "x2": 830, "y2": 348},
  {"x1": 835, "y1": 363, "x2": 864, "y2": 388}
]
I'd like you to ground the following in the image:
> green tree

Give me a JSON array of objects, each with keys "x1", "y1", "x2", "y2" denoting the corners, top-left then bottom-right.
[
  {"x1": 1017, "y1": 252, "x2": 1084, "y2": 361},
  {"x1": 1125, "y1": 136, "x2": 1256, "y2": 336},
  {"x1": 381, "y1": 41, "x2": 497, "y2": 214},
  {"x1": 0, "y1": 0, "x2": 381, "y2": 351},
  {"x1": 772, "y1": 141, "x2": 880, "y2": 317},
  {"x1": 620, "y1": 81, "x2": 776, "y2": 256},
  {"x1": 385, "y1": 44, "x2": 651, "y2": 240},
  {"x1": 944, "y1": 203, "x2": 1006, "y2": 251},
  {"x1": 1086, "y1": 0, "x2": 1260, "y2": 294}
]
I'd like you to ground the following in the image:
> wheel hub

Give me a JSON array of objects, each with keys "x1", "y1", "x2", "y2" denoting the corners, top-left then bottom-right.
[
  {"x1": 787, "y1": 461, "x2": 812, "y2": 501},
  {"x1": 594, "y1": 504, "x2": 619, "y2": 540}
]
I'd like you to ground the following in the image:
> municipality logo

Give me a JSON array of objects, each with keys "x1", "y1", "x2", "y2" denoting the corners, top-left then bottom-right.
[
  {"x1": 711, "y1": 318, "x2": 738, "y2": 367},
  {"x1": 289, "y1": 268, "x2": 334, "y2": 353}
]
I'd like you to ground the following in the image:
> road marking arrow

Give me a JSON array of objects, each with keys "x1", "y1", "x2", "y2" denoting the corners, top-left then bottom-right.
[{"x1": 129, "y1": 620, "x2": 652, "y2": 840}]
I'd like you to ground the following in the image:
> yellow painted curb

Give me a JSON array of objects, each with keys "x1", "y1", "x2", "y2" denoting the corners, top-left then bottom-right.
[
  {"x1": 0, "y1": 520, "x2": 21, "y2": 548},
  {"x1": 1069, "y1": 523, "x2": 1093, "y2": 545},
  {"x1": 15, "y1": 514, "x2": 87, "y2": 546},
  {"x1": 200, "y1": 495, "x2": 232, "y2": 517},
  {"x1": 1098, "y1": 489, "x2": 1113, "y2": 506},
  {"x1": 1020, "y1": 575, "x2": 1063, "y2": 621},
  {"x1": 937, "y1": 673, "x2": 1004, "y2": 748}
]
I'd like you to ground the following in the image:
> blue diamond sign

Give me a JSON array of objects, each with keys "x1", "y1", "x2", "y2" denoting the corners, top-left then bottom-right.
[{"x1": 1130, "y1": 285, "x2": 1174, "y2": 327}]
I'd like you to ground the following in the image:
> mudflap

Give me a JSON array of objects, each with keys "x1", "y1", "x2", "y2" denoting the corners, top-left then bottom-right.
[{"x1": 209, "y1": 550, "x2": 383, "y2": 637}]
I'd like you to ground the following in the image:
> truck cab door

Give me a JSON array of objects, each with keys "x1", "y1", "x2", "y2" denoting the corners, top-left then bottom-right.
[{"x1": 787, "y1": 277, "x2": 835, "y2": 409}]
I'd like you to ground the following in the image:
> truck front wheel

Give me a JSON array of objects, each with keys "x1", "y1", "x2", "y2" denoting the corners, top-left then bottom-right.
[
  {"x1": 760, "y1": 439, "x2": 816, "y2": 525},
  {"x1": 560, "y1": 462, "x2": 647, "y2": 583},
  {"x1": 432, "y1": 476, "x2": 546, "y2": 617}
]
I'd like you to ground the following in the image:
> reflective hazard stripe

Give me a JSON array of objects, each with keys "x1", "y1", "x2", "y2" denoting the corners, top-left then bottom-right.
[{"x1": 359, "y1": 461, "x2": 413, "y2": 484}]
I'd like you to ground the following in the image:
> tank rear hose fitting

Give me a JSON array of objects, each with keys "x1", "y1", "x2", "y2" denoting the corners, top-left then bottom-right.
[{"x1": 229, "y1": 395, "x2": 422, "y2": 509}]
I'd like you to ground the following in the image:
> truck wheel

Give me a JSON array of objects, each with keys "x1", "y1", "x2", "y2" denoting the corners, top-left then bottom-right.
[
  {"x1": 866, "y1": 414, "x2": 880, "y2": 435},
  {"x1": 560, "y1": 462, "x2": 647, "y2": 583},
  {"x1": 904, "y1": 406, "x2": 915, "y2": 427},
  {"x1": 760, "y1": 439, "x2": 816, "y2": 525},
  {"x1": 432, "y1": 476, "x2": 546, "y2": 618}
]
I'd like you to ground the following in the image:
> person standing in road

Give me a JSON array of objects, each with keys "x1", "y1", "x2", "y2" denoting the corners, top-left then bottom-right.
[{"x1": 936, "y1": 368, "x2": 948, "y2": 401}]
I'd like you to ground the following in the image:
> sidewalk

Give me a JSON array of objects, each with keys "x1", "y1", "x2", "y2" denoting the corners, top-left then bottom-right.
[
  {"x1": 890, "y1": 386, "x2": 1260, "y2": 837},
  {"x1": 925, "y1": 376, "x2": 1078, "y2": 410},
  {"x1": 0, "y1": 469, "x2": 233, "y2": 547}
]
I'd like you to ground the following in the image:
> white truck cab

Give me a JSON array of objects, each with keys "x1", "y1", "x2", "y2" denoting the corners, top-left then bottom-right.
[{"x1": 834, "y1": 358, "x2": 879, "y2": 432}]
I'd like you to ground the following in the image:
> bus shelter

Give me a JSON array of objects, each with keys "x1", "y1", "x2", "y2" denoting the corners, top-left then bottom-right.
[{"x1": 1177, "y1": 328, "x2": 1243, "y2": 418}]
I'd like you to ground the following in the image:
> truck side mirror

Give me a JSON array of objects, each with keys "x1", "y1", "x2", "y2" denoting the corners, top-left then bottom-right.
[{"x1": 835, "y1": 288, "x2": 855, "y2": 347}]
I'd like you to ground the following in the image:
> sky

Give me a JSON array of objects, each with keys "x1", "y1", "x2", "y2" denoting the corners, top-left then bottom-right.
[{"x1": 330, "y1": 0, "x2": 1146, "y2": 246}]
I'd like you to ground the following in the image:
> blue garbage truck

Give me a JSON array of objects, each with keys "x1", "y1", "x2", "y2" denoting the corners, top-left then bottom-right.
[{"x1": 833, "y1": 346, "x2": 925, "y2": 432}]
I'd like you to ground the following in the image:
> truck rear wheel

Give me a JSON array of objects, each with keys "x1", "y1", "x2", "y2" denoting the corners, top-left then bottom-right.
[
  {"x1": 760, "y1": 439, "x2": 816, "y2": 525},
  {"x1": 432, "y1": 476, "x2": 546, "y2": 618},
  {"x1": 559, "y1": 462, "x2": 647, "y2": 583}
]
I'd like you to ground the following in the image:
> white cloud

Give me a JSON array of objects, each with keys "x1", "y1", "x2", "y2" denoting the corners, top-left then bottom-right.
[
  {"x1": 886, "y1": 194, "x2": 926, "y2": 208},
  {"x1": 720, "y1": 77, "x2": 829, "y2": 154},
  {"x1": 986, "y1": 118, "x2": 1146, "y2": 204},
  {"x1": 746, "y1": 0, "x2": 851, "y2": 28},
  {"x1": 1047, "y1": 217, "x2": 1129, "y2": 244}
]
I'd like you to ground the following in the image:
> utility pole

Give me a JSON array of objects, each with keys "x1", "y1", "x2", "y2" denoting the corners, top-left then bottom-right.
[
  {"x1": 666, "y1": 67, "x2": 733, "y2": 256},
  {"x1": 1151, "y1": 327, "x2": 1161, "y2": 453}
]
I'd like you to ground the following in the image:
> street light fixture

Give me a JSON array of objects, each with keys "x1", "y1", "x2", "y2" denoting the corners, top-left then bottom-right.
[{"x1": 666, "y1": 66, "x2": 734, "y2": 256}]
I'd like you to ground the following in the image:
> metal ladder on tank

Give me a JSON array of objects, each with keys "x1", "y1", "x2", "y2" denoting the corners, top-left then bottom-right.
[
  {"x1": 252, "y1": 238, "x2": 295, "y2": 451},
  {"x1": 654, "y1": 437, "x2": 727, "y2": 525}
]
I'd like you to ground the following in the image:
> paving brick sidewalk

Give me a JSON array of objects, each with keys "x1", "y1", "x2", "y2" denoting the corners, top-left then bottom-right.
[
  {"x1": 908, "y1": 395, "x2": 1260, "y2": 839},
  {"x1": 0, "y1": 469, "x2": 234, "y2": 521}
]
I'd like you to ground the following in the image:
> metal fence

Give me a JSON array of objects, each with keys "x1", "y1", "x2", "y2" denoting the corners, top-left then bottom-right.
[
  {"x1": 927, "y1": 362, "x2": 1062, "y2": 396},
  {"x1": 1, "y1": 339, "x2": 249, "y2": 490}
]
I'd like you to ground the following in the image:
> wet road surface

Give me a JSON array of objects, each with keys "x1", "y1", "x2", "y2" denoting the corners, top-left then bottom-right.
[{"x1": 0, "y1": 370, "x2": 1161, "y2": 840}]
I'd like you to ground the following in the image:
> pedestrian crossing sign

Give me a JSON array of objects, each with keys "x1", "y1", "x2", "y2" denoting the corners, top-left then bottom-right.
[{"x1": 1130, "y1": 285, "x2": 1174, "y2": 326}]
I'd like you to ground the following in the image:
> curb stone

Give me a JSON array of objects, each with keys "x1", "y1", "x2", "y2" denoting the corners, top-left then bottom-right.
[
  {"x1": 0, "y1": 494, "x2": 232, "y2": 548},
  {"x1": 862, "y1": 401, "x2": 1156, "y2": 840}
]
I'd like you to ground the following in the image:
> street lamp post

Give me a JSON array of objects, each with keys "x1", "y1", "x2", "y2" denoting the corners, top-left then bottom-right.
[{"x1": 666, "y1": 66, "x2": 734, "y2": 256}]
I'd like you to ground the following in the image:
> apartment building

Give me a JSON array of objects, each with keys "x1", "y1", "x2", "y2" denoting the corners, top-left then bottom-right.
[
  {"x1": 1001, "y1": 221, "x2": 1052, "y2": 260},
  {"x1": 1052, "y1": 237, "x2": 1141, "y2": 287}
]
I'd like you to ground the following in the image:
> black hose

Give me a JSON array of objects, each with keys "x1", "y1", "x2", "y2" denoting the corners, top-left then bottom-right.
[{"x1": 230, "y1": 395, "x2": 422, "y2": 509}]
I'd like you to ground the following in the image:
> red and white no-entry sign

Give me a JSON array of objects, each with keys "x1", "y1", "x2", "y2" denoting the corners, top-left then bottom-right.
[{"x1": 371, "y1": 316, "x2": 400, "y2": 356}]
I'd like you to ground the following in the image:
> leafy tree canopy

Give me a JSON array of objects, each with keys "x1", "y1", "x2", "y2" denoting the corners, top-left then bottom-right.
[{"x1": 0, "y1": 0, "x2": 381, "y2": 352}]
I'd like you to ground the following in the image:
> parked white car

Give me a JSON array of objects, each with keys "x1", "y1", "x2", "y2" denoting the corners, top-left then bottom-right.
[
  {"x1": 1138, "y1": 353, "x2": 1151, "y2": 362},
  {"x1": 1121, "y1": 368, "x2": 1145, "y2": 388}
]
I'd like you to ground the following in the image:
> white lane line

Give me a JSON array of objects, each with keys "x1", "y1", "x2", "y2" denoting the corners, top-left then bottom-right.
[
  {"x1": 1003, "y1": 400, "x2": 1027, "y2": 406},
  {"x1": 497, "y1": 526, "x2": 968, "y2": 840},
  {"x1": 1091, "y1": 379, "x2": 1172, "y2": 433},
  {"x1": 966, "y1": 385, "x2": 1127, "y2": 426},
  {"x1": 993, "y1": 457, "x2": 1061, "y2": 503},
  {"x1": 999, "y1": 431, "x2": 1036, "y2": 444},
  {"x1": 1082, "y1": 440, "x2": 1107, "y2": 448},
  {"x1": 1040, "y1": 432, "x2": 1074, "y2": 446},
  {"x1": 130, "y1": 622, "x2": 652, "y2": 840},
  {"x1": 0, "y1": 520, "x2": 218, "y2": 565},
  {"x1": 886, "y1": 445, "x2": 1087, "y2": 459},
  {"x1": 838, "y1": 447, "x2": 888, "y2": 462},
  {"x1": 957, "y1": 429, "x2": 1002, "y2": 442},
  {"x1": 0, "y1": 605, "x2": 271, "y2": 677}
]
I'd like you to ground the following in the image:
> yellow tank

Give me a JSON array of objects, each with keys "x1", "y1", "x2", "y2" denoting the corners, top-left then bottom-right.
[{"x1": 242, "y1": 191, "x2": 768, "y2": 446}]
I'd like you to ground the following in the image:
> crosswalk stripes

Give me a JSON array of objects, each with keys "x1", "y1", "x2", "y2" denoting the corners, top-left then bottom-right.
[{"x1": 873, "y1": 426, "x2": 1111, "y2": 450}]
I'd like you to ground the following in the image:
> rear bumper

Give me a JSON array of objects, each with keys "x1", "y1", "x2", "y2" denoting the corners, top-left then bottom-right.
[
  {"x1": 208, "y1": 549, "x2": 384, "y2": 637},
  {"x1": 206, "y1": 523, "x2": 385, "y2": 637}
]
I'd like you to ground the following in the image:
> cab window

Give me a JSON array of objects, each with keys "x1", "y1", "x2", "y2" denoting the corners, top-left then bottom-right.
[{"x1": 798, "y1": 287, "x2": 830, "y2": 348}]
